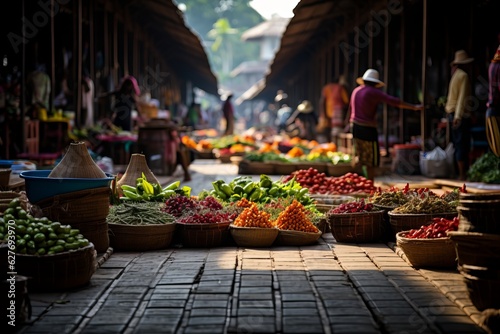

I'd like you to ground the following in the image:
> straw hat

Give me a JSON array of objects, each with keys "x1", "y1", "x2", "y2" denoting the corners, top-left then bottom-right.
[
  {"x1": 492, "y1": 45, "x2": 500, "y2": 63},
  {"x1": 356, "y1": 69, "x2": 385, "y2": 87},
  {"x1": 450, "y1": 50, "x2": 474, "y2": 66},
  {"x1": 297, "y1": 100, "x2": 314, "y2": 113},
  {"x1": 48, "y1": 142, "x2": 107, "y2": 178}
]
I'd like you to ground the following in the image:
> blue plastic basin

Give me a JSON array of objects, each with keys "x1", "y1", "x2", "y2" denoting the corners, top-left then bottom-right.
[{"x1": 20, "y1": 170, "x2": 115, "y2": 204}]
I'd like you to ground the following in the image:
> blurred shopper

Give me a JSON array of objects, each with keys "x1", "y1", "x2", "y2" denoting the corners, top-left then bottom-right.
[
  {"x1": 319, "y1": 76, "x2": 349, "y2": 142},
  {"x1": 486, "y1": 45, "x2": 500, "y2": 156},
  {"x1": 275, "y1": 102, "x2": 293, "y2": 133},
  {"x1": 185, "y1": 102, "x2": 202, "y2": 129},
  {"x1": 445, "y1": 50, "x2": 474, "y2": 180},
  {"x1": 222, "y1": 94, "x2": 235, "y2": 135},
  {"x1": 286, "y1": 100, "x2": 318, "y2": 141},
  {"x1": 346, "y1": 69, "x2": 423, "y2": 181},
  {"x1": 111, "y1": 76, "x2": 141, "y2": 132}
]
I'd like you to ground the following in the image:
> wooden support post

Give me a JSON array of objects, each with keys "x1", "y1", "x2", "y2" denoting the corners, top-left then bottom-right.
[
  {"x1": 383, "y1": 3, "x2": 389, "y2": 156},
  {"x1": 421, "y1": 0, "x2": 427, "y2": 152}
]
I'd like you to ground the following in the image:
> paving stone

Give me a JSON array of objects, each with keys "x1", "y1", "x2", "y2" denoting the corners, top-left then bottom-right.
[
  {"x1": 361, "y1": 292, "x2": 406, "y2": 302},
  {"x1": 236, "y1": 308, "x2": 275, "y2": 317},
  {"x1": 88, "y1": 313, "x2": 134, "y2": 325},
  {"x1": 132, "y1": 324, "x2": 177, "y2": 334},
  {"x1": 138, "y1": 315, "x2": 182, "y2": 324},
  {"x1": 373, "y1": 307, "x2": 419, "y2": 316},
  {"x1": 240, "y1": 280, "x2": 272, "y2": 287},
  {"x1": 282, "y1": 301, "x2": 316, "y2": 308},
  {"x1": 152, "y1": 284, "x2": 192, "y2": 292},
  {"x1": 282, "y1": 322, "x2": 324, "y2": 333},
  {"x1": 147, "y1": 299, "x2": 186, "y2": 308},
  {"x1": 143, "y1": 308, "x2": 184, "y2": 317},
  {"x1": 322, "y1": 299, "x2": 365, "y2": 308},
  {"x1": 35, "y1": 315, "x2": 83, "y2": 325},
  {"x1": 192, "y1": 299, "x2": 228, "y2": 308},
  {"x1": 106, "y1": 293, "x2": 144, "y2": 301},
  {"x1": 149, "y1": 292, "x2": 190, "y2": 300},
  {"x1": 379, "y1": 314, "x2": 425, "y2": 325},
  {"x1": 280, "y1": 285, "x2": 314, "y2": 293},
  {"x1": 239, "y1": 287, "x2": 272, "y2": 294},
  {"x1": 45, "y1": 306, "x2": 91, "y2": 316},
  {"x1": 232, "y1": 323, "x2": 276, "y2": 334},
  {"x1": 21, "y1": 324, "x2": 76, "y2": 334},
  {"x1": 329, "y1": 324, "x2": 381, "y2": 334},
  {"x1": 188, "y1": 316, "x2": 226, "y2": 326},
  {"x1": 383, "y1": 323, "x2": 434, "y2": 334},
  {"x1": 310, "y1": 275, "x2": 348, "y2": 281},
  {"x1": 328, "y1": 316, "x2": 376, "y2": 325},
  {"x1": 92, "y1": 268, "x2": 124, "y2": 280},
  {"x1": 435, "y1": 322, "x2": 486, "y2": 333},
  {"x1": 238, "y1": 293, "x2": 274, "y2": 300},
  {"x1": 102, "y1": 299, "x2": 141, "y2": 308},
  {"x1": 282, "y1": 308, "x2": 319, "y2": 316},
  {"x1": 190, "y1": 308, "x2": 228, "y2": 317},
  {"x1": 283, "y1": 316, "x2": 322, "y2": 325},
  {"x1": 111, "y1": 286, "x2": 149, "y2": 294},
  {"x1": 326, "y1": 307, "x2": 372, "y2": 316},
  {"x1": 79, "y1": 325, "x2": 127, "y2": 334},
  {"x1": 194, "y1": 293, "x2": 231, "y2": 300},
  {"x1": 182, "y1": 325, "x2": 226, "y2": 334},
  {"x1": 239, "y1": 300, "x2": 274, "y2": 308},
  {"x1": 158, "y1": 277, "x2": 197, "y2": 285},
  {"x1": 281, "y1": 294, "x2": 316, "y2": 302},
  {"x1": 195, "y1": 285, "x2": 233, "y2": 293},
  {"x1": 199, "y1": 274, "x2": 234, "y2": 282}
]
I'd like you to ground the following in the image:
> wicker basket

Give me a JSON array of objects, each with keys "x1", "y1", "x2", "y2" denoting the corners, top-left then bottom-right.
[
  {"x1": 311, "y1": 194, "x2": 356, "y2": 205},
  {"x1": 33, "y1": 187, "x2": 111, "y2": 253},
  {"x1": 109, "y1": 223, "x2": 176, "y2": 251},
  {"x1": 229, "y1": 225, "x2": 278, "y2": 247},
  {"x1": 328, "y1": 210, "x2": 384, "y2": 243},
  {"x1": 48, "y1": 142, "x2": 107, "y2": 178},
  {"x1": 457, "y1": 199, "x2": 500, "y2": 234},
  {"x1": 177, "y1": 221, "x2": 231, "y2": 248},
  {"x1": 396, "y1": 231, "x2": 457, "y2": 268},
  {"x1": 275, "y1": 229, "x2": 322, "y2": 246},
  {"x1": 459, "y1": 264, "x2": 500, "y2": 311},
  {"x1": 388, "y1": 211, "x2": 457, "y2": 235},
  {"x1": 448, "y1": 231, "x2": 500, "y2": 268},
  {"x1": 116, "y1": 154, "x2": 160, "y2": 192},
  {"x1": 15, "y1": 243, "x2": 96, "y2": 291}
]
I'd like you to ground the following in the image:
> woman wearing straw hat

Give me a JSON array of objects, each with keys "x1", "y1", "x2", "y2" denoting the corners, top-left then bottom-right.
[
  {"x1": 445, "y1": 50, "x2": 474, "y2": 180},
  {"x1": 345, "y1": 69, "x2": 423, "y2": 181},
  {"x1": 285, "y1": 100, "x2": 318, "y2": 141},
  {"x1": 486, "y1": 45, "x2": 500, "y2": 157}
]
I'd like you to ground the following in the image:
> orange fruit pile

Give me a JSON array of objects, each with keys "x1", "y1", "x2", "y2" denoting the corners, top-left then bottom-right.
[{"x1": 275, "y1": 200, "x2": 319, "y2": 233}]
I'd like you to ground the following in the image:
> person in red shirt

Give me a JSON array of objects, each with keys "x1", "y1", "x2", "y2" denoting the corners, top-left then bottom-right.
[
  {"x1": 319, "y1": 76, "x2": 349, "y2": 142},
  {"x1": 345, "y1": 69, "x2": 423, "y2": 180}
]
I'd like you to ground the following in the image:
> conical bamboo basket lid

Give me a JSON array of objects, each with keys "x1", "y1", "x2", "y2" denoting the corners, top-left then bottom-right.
[
  {"x1": 48, "y1": 142, "x2": 107, "y2": 178},
  {"x1": 116, "y1": 154, "x2": 160, "y2": 190}
]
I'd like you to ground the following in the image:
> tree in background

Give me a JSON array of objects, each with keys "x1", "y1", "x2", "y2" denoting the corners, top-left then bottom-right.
[
  {"x1": 208, "y1": 18, "x2": 238, "y2": 74},
  {"x1": 175, "y1": 0, "x2": 263, "y2": 81}
]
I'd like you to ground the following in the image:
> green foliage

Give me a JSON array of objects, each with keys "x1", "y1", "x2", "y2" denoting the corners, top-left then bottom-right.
[{"x1": 467, "y1": 152, "x2": 500, "y2": 183}]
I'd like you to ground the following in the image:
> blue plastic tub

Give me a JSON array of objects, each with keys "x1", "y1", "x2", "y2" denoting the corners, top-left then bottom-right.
[{"x1": 20, "y1": 170, "x2": 115, "y2": 204}]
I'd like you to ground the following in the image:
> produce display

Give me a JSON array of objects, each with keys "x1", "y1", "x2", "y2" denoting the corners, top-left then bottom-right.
[
  {"x1": 274, "y1": 200, "x2": 319, "y2": 233},
  {"x1": 120, "y1": 175, "x2": 190, "y2": 202},
  {"x1": 208, "y1": 175, "x2": 313, "y2": 206},
  {"x1": 391, "y1": 196, "x2": 457, "y2": 214},
  {"x1": 283, "y1": 169, "x2": 377, "y2": 195},
  {"x1": 329, "y1": 198, "x2": 375, "y2": 214},
  {"x1": 467, "y1": 152, "x2": 500, "y2": 183},
  {"x1": 404, "y1": 217, "x2": 459, "y2": 239},
  {"x1": 1, "y1": 198, "x2": 90, "y2": 255},
  {"x1": 107, "y1": 202, "x2": 175, "y2": 225},
  {"x1": 173, "y1": 196, "x2": 238, "y2": 225},
  {"x1": 233, "y1": 200, "x2": 274, "y2": 228}
]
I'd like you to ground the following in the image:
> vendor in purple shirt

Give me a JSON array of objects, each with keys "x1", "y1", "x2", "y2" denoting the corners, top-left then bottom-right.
[{"x1": 345, "y1": 69, "x2": 423, "y2": 180}]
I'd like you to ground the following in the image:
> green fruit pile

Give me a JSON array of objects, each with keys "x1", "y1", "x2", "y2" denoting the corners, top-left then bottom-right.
[
  {"x1": 209, "y1": 174, "x2": 313, "y2": 206},
  {"x1": 0, "y1": 198, "x2": 90, "y2": 255}
]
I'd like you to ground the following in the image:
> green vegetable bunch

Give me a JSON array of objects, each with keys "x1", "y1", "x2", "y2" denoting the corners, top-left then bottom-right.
[
  {"x1": 468, "y1": 152, "x2": 500, "y2": 184},
  {"x1": 120, "y1": 173, "x2": 191, "y2": 201}
]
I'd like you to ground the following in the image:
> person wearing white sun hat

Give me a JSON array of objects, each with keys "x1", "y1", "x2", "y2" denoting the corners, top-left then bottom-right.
[
  {"x1": 445, "y1": 49, "x2": 474, "y2": 180},
  {"x1": 345, "y1": 68, "x2": 423, "y2": 181}
]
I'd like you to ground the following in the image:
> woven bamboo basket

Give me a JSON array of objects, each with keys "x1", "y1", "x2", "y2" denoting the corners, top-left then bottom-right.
[
  {"x1": 33, "y1": 187, "x2": 111, "y2": 253},
  {"x1": 448, "y1": 231, "x2": 500, "y2": 268},
  {"x1": 459, "y1": 264, "x2": 500, "y2": 311},
  {"x1": 373, "y1": 204, "x2": 400, "y2": 241},
  {"x1": 229, "y1": 225, "x2": 279, "y2": 247},
  {"x1": 388, "y1": 211, "x2": 457, "y2": 235},
  {"x1": 328, "y1": 210, "x2": 384, "y2": 243},
  {"x1": 275, "y1": 229, "x2": 322, "y2": 246},
  {"x1": 116, "y1": 154, "x2": 160, "y2": 192},
  {"x1": 15, "y1": 243, "x2": 96, "y2": 291},
  {"x1": 48, "y1": 142, "x2": 106, "y2": 178},
  {"x1": 310, "y1": 194, "x2": 356, "y2": 206},
  {"x1": 396, "y1": 231, "x2": 457, "y2": 268},
  {"x1": 177, "y1": 221, "x2": 231, "y2": 248},
  {"x1": 109, "y1": 222, "x2": 176, "y2": 251}
]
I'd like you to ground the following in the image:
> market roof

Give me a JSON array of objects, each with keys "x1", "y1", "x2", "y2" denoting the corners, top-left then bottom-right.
[
  {"x1": 241, "y1": 16, "x2": 290, "y2": 41},
  {"x1": 251, "y1": 0, "x2": 361, "y2": 100},
  {"x1": 127, "y1": 0, "x2": 218, "y2": 96},
  {"x1": 230, "y1": 60, "x2": 269, "y2": 77}
]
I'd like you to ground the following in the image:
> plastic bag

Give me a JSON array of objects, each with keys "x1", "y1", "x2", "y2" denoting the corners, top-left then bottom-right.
[{"x1": 420, "y1": 145, "x2": 451, "y2": 178}]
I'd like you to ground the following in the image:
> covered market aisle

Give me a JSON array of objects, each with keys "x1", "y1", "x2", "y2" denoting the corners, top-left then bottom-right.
[{"x1": 11, "y1": 159, "x2": 493, "y2": 334}]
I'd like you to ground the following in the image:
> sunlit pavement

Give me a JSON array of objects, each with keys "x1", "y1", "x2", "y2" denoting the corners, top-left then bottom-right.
[{"x1": 16, "y1": 160, "x2": 488, "y2": 334}]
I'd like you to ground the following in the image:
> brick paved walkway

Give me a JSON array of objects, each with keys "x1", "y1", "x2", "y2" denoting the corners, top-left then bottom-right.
[{"x1": 15, "y1": 160, "x2": 491, "y2": 334}]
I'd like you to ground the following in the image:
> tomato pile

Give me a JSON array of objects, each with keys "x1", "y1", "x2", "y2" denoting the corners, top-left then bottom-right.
[
  {"x1": 233, "y1": 202, "x2": 274, "y2": 228},
  {"x1": 275, "y1": 200, "x2": 319, "y2": 233},
  {"x1": 404, "y1": 217, "x2": 459, "y2": 239},
  {"x1": 283, "y1": 168, "x2": 377, "y2": 195},
  {"x1": 329, "y1": 199, "x2": 375, "y2": 214}
]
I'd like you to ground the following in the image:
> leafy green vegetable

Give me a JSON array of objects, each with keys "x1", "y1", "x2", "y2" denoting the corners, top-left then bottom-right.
[{"x1": 468, "y1": 152, "x2": 500, "y2": 183}]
